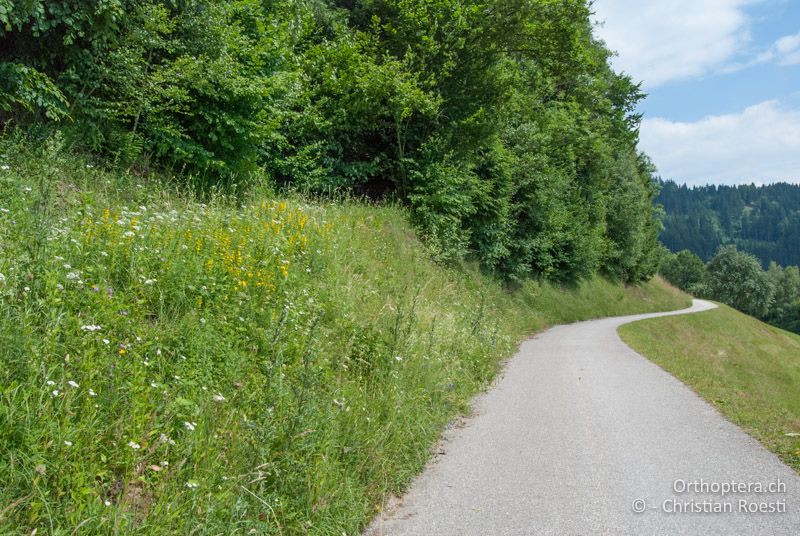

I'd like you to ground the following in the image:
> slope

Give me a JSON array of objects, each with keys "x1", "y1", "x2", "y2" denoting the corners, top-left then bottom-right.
[
  {"x1": 0, "y1": 141, "x2": 688, "y2": 534},
  {"x1": 619, "y1": 304, "x2": 800, "y2": 473}
]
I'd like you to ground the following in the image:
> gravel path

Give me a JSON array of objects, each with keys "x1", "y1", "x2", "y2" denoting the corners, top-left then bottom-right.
[{"x1": 365, "y1": 299, "x2": 800, "y2": 535}]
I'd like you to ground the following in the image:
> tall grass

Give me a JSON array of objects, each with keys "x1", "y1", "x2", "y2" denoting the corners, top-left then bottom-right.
[{"x1": 0, "y1": 137, "x2": 689, "y2": 534}]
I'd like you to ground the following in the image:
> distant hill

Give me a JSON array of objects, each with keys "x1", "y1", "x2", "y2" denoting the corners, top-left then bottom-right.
[{"x1": 656, "y1": 180, "x2": 800, "y2": 267}]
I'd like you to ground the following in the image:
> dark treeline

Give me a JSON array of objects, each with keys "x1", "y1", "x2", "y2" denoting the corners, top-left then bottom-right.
[
  {"x1": 657, "y1": 180, "x2": 800, "y2": 267},
  {"x1": 661, "y1": 247, "x2": 800, "y2": 335},
  {"x1": 1, "y1": 0, "x2": 661, "y2": 284}
]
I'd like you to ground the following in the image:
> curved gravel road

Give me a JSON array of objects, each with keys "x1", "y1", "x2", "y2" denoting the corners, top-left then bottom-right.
[{"x1": 366, "y1": 299, "x2": 800, "y2": 535}]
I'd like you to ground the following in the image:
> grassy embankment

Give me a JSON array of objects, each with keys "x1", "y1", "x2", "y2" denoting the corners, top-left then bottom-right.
[
  {"x1": 0, "y1": 138, "x2": 689, "y2": 534},
  {"x1": 619, "y1": 304, "x2": 800, "y2": 473}
]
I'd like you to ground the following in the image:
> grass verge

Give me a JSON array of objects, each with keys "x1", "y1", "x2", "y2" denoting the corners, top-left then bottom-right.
[
  {"x1": 619, "y1": 304, "x2": 800, "y2": 474},
  {"x1": 0, "y1": 137, "x2": 689, "y2": 534}
]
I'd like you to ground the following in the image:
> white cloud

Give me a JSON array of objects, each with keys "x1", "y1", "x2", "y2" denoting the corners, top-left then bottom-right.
[
  {"x1": 724, "y1": 30, "x2": 800, "y2": 71},
  {"x1": 774, "y1": 32, "x2": 800, "y2": 64},
  {"x1": 759, "y1": 31, "x2": 800, "y2": 65},
  {"x1": 592, "y1": 0, "x2": 757, "y2": 87},
  {"x1": 639, "y1": 100, "x2": 800, "y2": 185}
]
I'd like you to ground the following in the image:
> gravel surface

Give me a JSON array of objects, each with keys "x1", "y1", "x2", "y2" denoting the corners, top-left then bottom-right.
[{"x1": 365, "y1": 299, "x2": 800, "y2": 535}]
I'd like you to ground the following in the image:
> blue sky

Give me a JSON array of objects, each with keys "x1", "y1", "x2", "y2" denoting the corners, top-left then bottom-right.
[{"x1": 592, "y1": 0, "x2": 800, "y2": 186}]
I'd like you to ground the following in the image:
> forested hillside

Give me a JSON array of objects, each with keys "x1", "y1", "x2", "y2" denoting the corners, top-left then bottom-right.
[
  {"x1": 1, "y1": 0, "x2": 661, "y2": 283},
  {"x1": 657, "y1": 180, "x2": 800, "y2": 267}
]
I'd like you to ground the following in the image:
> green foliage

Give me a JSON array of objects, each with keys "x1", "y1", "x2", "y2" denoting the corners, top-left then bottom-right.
[
  {"x1": 660, "y1": 249, "x2": 706, "y2": 295},
  {"x1": 705, "y1": 246, "x2": 774, "y2": 318},
  {"x1": 604, "y1": 152, "x2": 662, "y2": 282},
  {"x1": 765, "y1": 263, "x2": 800, "y2": 334},
  {"x1": 0, "y1": 62, "x2": 68, "y2": 121}
]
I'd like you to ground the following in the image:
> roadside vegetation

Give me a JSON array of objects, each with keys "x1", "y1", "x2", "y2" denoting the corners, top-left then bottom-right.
[
  {"x1": 661, "y1": 246, "x2": 800, "y2": 334},
  {"x1": 619, "y1": 305, "x2": 800, "y2": 474},
  {"x1": 0, "y1": 139, "x2": 689, "y2": 534}
]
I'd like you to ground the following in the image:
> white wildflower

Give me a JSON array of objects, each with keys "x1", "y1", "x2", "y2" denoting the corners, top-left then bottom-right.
[
  {"x1": 123, "y1": 231, "x2": 135, "y2": 238},
  {"x1": 46, "y1": 380, "x2": 55, "y2": 386},
  {"x1": 127, "y1": 441, "x2": 141, "y2": 450},
  {"x1": 81, "y1": 325, "x2": 102, "y2": 332},
  {"x1": 104, "y1": 500, "x2": 111, "y2": 506},
  {"x1": 63, "y1": 263, "x2": 72, "y2": 270},
  {"x1": 102, "y1": 339, "x2": 110, "y2": 345},
  {"x1": 150, "y1": 382, "x2": 158, "y2": 388},
  {"x1": 0, "y1": 273, "x2": 5, "y2": 282},
  {"x1": 63, "y1": 440, "x2": 72, "y2": 447},
  {"x1": 0, "y1": 165, "x2": 9, "y2": 171},
  {"x1": 88, "y1": 389, "x2": 97, "y2": 397},
  {"x1": 185, "y1": 481, "x2": 199, "y2": 489},
  {"x1": 144, "y1": 279, "x2": 156, "y2": 285},
  {"x1": 51, "y1": 390, "x2": 60, "y2": 397},
  {"x1": 67, "y1": 380, "x2": 79, "y2": 388},
  {"x1": 66, "y1": 272, "x2": 79, "y2": 280},
  {"x1": 184, "y1": 421, "x2": 196, "y2": 431},
  {"x1": 212, "y1": 393, "x2": 226, "y2": 402}
]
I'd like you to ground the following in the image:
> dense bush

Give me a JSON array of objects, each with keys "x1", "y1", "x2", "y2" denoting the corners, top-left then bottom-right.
[
  {"x1": 1, "y1": 0, "x2": 661, "y2": 283},
  {"x1": 660, "y1": 249, "x2": 707, "y2": 295},
  {"x1": 765, "y1": 263, "x2": 800, "y2": 334},
  {"x1": 705, "y1": 247, "x2": 774, "y2": 318}
]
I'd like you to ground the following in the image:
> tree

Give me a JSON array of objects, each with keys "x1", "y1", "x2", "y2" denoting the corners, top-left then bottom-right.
[
  {"x1": 705, "y1": 246, "x2": 774, "y2": 317},
  {"x1": 660, "y1": 249, "x2": 706, "y2": 294},
  {"x1": 765, "y1": 263, "x2": 800, "y2": 334}
]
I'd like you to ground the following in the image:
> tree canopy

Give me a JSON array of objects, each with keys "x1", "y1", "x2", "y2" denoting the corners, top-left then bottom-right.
[{"x1": 657, "y1": 180, "x2": 800, "y2": 268}]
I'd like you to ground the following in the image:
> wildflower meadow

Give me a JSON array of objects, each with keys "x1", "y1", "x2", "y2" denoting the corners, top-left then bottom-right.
[{"x1": 0, "y1": 138, "x2": 689, "y2": 533}]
